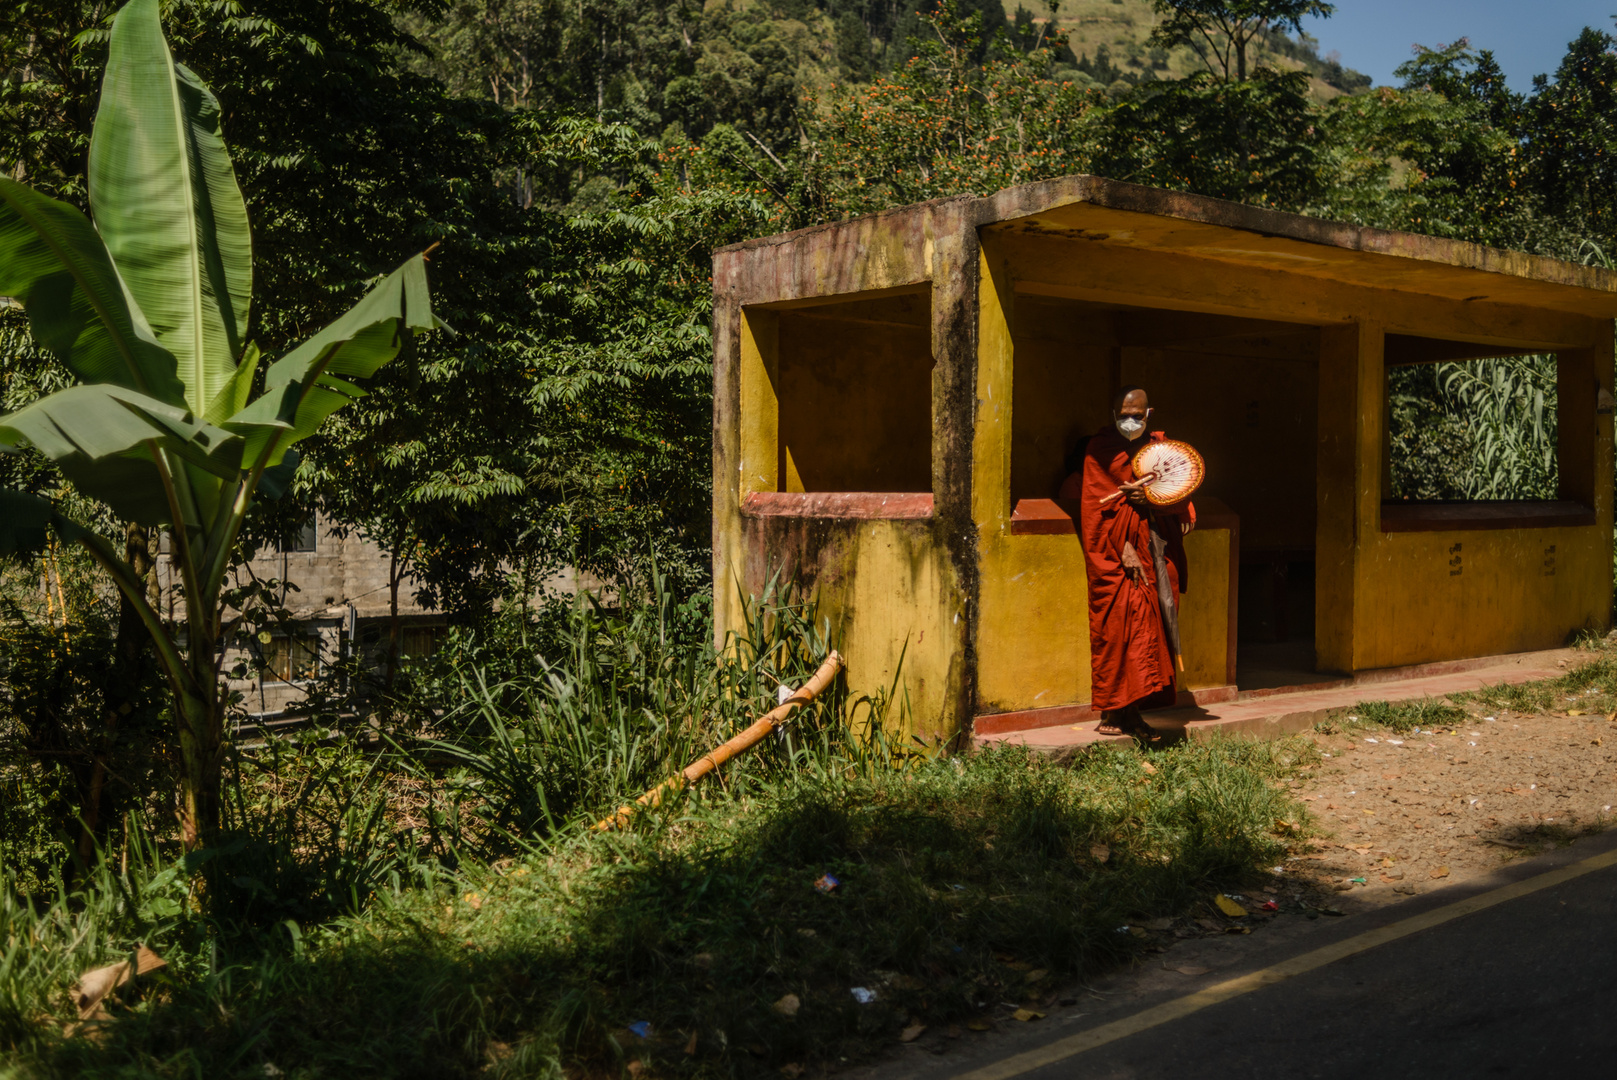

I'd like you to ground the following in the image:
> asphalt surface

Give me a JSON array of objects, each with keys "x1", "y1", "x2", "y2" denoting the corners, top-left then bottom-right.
[{"x1": 1015, "y1": 854, "x2": 1617, "y2": 1079}]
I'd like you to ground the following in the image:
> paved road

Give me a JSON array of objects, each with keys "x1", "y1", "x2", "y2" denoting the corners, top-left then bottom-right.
[{"x1": 1010, "y1": 855, "x2": 1617, "y2": 1079}]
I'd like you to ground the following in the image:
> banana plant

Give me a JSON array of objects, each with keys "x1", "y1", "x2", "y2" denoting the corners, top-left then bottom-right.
[{"x1": 0, "y1": 0, "x2": 441, "y2": 846}]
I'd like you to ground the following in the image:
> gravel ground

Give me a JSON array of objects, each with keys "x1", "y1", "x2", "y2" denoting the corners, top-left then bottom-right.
[{"x1": 1290, "y1": 705, "x2": 1616, "y2": 900}]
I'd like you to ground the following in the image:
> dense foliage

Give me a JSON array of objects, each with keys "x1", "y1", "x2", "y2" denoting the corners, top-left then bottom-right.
[{"x1": 9, "y1": 0, "x2": 1611, "y2": 618}]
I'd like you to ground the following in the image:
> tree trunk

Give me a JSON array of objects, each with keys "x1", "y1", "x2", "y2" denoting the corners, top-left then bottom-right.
[
  {"x1": 173, "y1": 539, "x2": 225, "y2": 852},
  {"x1": 597, "y1": 25, "x2": 606, "y2": 119},
  {"x1": 176, "y1": 637, "x2": 224, "y2": 851},
  {"x1": 383, "y1": 525, "x2": 407, "y2": 697}
]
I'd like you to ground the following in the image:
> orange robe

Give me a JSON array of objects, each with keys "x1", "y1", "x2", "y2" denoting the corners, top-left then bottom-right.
[{"x1": 1063, "y1": 429, "x2": 1196, "y2": 712}]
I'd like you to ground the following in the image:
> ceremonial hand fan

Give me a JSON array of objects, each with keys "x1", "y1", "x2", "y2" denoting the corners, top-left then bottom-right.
[{"x1": 1098, "y1": 439, "x2": 1205, "y2": 506}]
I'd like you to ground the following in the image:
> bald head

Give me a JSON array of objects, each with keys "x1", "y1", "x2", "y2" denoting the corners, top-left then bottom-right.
[
  {"x1": 1113, "y1": 386, "x2": 1149, "y2": 413},
  {"x1": 1112, "y1": 386, "x2": 1151, "y2": 441}
]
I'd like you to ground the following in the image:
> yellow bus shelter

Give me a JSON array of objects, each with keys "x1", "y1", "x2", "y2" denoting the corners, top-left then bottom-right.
[{"x1": 712, "y1": 177, "x2": 1617, "y2": 741}]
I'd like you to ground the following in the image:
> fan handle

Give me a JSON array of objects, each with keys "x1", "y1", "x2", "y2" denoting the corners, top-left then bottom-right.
[{"x1": 1097, "y1": 470, "x2": 1159, "y2": 506}]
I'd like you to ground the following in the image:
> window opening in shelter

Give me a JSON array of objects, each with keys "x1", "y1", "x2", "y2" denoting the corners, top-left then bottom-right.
[
  {"x1": 758, "y1": 288, "x2": 934, "y2": 495},
  {"x1": 1385, "y1": 338, "x2": 1559, "y2": 503}
]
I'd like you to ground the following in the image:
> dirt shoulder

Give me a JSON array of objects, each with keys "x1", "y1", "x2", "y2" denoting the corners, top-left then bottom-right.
[{"x1": 1289, "y1": 705, "x2": 1615, "y2": 900}]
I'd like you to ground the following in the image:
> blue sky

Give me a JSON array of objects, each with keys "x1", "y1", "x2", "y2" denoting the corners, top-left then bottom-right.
[{"x1": 1301, "y1": 1, "x2": 1614, "y2": 91}]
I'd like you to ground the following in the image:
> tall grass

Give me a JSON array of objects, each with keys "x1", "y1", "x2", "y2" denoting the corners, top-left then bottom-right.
[{"x1": 407, "y1": 570, "x2": 894, "y2": 851}]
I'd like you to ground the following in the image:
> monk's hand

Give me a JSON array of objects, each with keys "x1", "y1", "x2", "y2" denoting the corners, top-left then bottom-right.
[
  {"x1": 1121, "y1": 541, "x2": 1146, "y2": 583},
  {"x1": 1119, "y1": 477, "x2": 1150, "y2": 506},
  {"x1": 1181, "y1": 518, "x2": 1195, "y2": 537}
]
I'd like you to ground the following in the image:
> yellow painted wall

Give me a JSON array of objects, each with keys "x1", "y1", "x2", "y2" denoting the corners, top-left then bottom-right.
[
  {"x1": 1179, "y1": 525, "x2": 1234, "y2": 688},
  {"x1": 1353, "y1": 527, "x2": 1607, "y2": 667},
  {"x1": 1008, "y1": 294, "x2": 1116, "y2": 501},
  {"x1": 972, "y1": 523, "x2": 1235, "y2": 714},
  {"x1": 1327, "y1": 334, "x2": 1615, "y2": 670},
  {"x1": 719, "y1": 515, "x2": 963, "y2": 742},
  {"x1": 723, "y1": 284, "x2": 966, "y2": 737},
  {"x1": 796, "y1": 520, "x2": 963, "y2": 741},
  {"x1": 975, "y1": 534, "x2": 1092, "y2": 711}
]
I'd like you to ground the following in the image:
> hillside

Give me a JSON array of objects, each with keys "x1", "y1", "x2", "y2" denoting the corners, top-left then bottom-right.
[
  {"x1": 1018, "y1": 0, "x2": 1371, "y2": 97},
  {"x1": 399, "y1": 0, "x2": 1373, "y2": 156},
  {"x1": 745, "y1": 0, "x2": 1373, "y2": 100}
]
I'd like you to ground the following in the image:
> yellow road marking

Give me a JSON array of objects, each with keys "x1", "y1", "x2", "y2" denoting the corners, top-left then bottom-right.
[{"x1": 953, "y1": 847, "x2": 1617, "y2": 1080}]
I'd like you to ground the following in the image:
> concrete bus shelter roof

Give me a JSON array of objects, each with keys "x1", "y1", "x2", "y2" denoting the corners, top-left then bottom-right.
[{"x1": 717, "y1": 175, "x2": 1617, "y2": 318}]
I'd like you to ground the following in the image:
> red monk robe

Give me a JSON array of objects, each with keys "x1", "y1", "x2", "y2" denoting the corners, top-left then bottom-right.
[{"x1": 1060, "y1": 428, "x2": 1196, "y2": 712}]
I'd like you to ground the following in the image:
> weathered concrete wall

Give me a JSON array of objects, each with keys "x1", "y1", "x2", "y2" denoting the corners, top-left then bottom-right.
[
  {"x1": 1317, "y1": 325, "x2": 1614, "y2": 672},
  {"x1": 1006, "y1": 293, "x2": 1115, "y2": 502},
  {"x1": 714, "y1": 200, "x2": 979, "y2": 738},
  {"x1": 193, "y1": 516, "x2": 441, "y2": 716},
  {"x1": 736, "y1": 502, "x2": 962, "y2": 740}
]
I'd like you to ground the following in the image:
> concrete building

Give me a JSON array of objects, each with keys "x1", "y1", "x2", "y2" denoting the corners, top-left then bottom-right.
[
  {"x1": 711, "y1": 176, "x2": 1617, "y2": 742},
  {"x1": 157, "y1": 515, "x2": 443, "y2": 722}
]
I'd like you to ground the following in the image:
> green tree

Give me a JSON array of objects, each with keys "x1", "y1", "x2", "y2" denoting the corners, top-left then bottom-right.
[
  {"x1": 1094, "y1": 70, "x2": 1326, "y2": 207},
  {"x1": 0, "y1": 1, "x2": 116, "y2": 203},
  {"x1": 0, "y1": 0, "x2": 438, "y2": 846},
  {"x1": 796, "y1": 0, "x2": 1096, "y2": 218},
  {"x1": 1148, "y1": 0, "x2": 1335, "y2": 82},
  {"x1": 1522, "y1": 26, "x2": 1617, "y2": 249}
]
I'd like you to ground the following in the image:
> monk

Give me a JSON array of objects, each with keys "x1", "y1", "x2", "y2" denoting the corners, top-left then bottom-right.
[{"x1": 1060, "y1": 387, "x2": 1196, "y2": 739}]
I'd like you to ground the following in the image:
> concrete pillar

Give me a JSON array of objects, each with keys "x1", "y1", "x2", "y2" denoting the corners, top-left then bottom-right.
[
  {"x1": 1557, "y1": 331, "x2": 1616, "y2": 626},
  {"x1": 928, "y1": 205, "x2": 982, "y2": 734},
  {"x1": 1315, "y1": 320, "x2": 1383, "y2": 674},
  {"x1": 711, "y1": 294, "x2": 745, "y2": 648}
]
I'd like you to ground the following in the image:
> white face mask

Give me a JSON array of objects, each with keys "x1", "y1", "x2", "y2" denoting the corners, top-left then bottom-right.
[{"x1": 1115, "y1": 415, "x2": 1147, "y2": 440}]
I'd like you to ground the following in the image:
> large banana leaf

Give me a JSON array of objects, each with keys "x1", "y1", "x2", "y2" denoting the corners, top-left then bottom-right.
[
  {"x1": 0, "y1": 384, "x2": 239, "y2": 525},
  {"x1": 0, "y1": 177, "x2": 184, "y2": 402},
  {"x1": 90, "y1": 0, "x2": 252, "y2": 417},
  {"x1": 226, "y1": 254, "x2": 440, "y2": 468}
]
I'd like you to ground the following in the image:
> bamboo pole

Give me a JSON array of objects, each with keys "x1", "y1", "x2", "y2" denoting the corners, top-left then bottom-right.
[{"x1": 592, "y1": 650, "x2": 843, "y2": 831}]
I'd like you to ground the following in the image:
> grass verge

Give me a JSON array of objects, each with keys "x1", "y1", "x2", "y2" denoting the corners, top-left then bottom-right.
[
  {"x1": 1, "y1": 737, "x2": 1315, "y2": 1079},
  {"x1": 1453, "y1": 646, "x2": 1617, "y2": 717},
  {"x1": 1314, "y1": 642, "x2": 1617, "y2": 738},
  {"x1": 1316, "y1": 697, "x2": 1472, "y2": 736}
]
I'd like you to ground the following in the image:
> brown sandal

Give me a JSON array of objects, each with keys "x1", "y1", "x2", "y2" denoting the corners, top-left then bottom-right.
[{"x1": 1098, "y1": 707, "x2": 1161, "y2": 744}]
